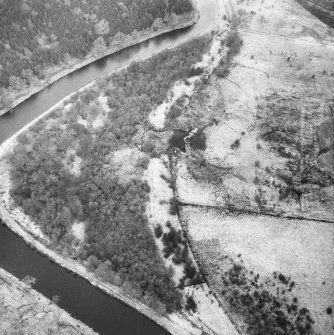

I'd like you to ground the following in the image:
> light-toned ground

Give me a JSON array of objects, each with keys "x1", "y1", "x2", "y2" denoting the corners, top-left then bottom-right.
[
  {"x1": 144, "y1": 157, "x2": 238, "y2": 335},
  {"x1": 173, "y1": 0, "x2": 334, "y2": 334},
  {"x1": 0, "y1": 1, "x2": 239, "y2": 334},
  {"x1": 182, "y1": 283, "x2": 240, "y2": 335},
  {"x1": 149, "y1": 34, "x2": 224, "y2": 130},
  {"x1": 72, "y1": 221, "x2": 86, "y2": 243},
  {"x1": 0, "y1": 268, "x2": 97, "y2": 335},
  {"x1": 1, "y1": 0, "x2": 333, "y2": 334},
  {"x1": 178, "y1": 0, "x2": 334, "y2": 220},
  {"x1": 145, "y1": 157, "x2": 186, "y2": 284},
  {"x1": 181, "y1": 206, "x2": 334, "y2": 334}
]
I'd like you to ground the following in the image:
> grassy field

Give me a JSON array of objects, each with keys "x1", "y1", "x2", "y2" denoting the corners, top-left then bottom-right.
[{"x1": 182, "y1": 206, "x2": 334, "y2": 334}]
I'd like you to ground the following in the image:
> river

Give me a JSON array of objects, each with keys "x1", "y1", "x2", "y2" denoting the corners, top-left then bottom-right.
[
  {"x1": 0, "y1": 0, "x2": 219, "y2": 334},
  {"x1": 0, "y1": 0, "x2": 219, "y2": 143}
]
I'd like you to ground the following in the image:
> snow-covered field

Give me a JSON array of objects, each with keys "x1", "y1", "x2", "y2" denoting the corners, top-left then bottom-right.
[{"x1": 182, "y1": 206, "x2": 334, "y2": 334}]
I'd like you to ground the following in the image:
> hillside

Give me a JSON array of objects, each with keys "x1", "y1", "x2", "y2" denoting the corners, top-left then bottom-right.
[
  {"x1": 174, "y1": 0, "x2": 334, "y2": 333},
  {"x1": 0, "y1": 0, "x2": 197, "y2": 115},
  {"x1": 0, "y1": 0, "x2": 333, "y2": 334}
]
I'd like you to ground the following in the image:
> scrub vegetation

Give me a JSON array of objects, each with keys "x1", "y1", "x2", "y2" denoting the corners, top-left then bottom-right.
[
  {"x1": 0, "y1": 0, "x2": 195, "y2": 111},
  {"x1": 196, "y1": 241, "x2": 315, "y2": 335},
  {"x1": 6, "y1": 35, "x2": 212, "y2": 314}
]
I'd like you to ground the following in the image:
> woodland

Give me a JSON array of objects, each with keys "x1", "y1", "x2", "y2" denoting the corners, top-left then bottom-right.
[
  {"x1": 0, "y1": 0, "x2": 194, "y2": 109},
  {"x1": 7, "y1": 35, "x2": 212, "y2": 313}
]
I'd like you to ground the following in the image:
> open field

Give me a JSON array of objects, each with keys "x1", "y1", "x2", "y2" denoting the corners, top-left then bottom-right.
[
  {"x1": 177, "y1": 0, "x2": 334, "y2": 222},
  {"x1": 0, "y1": 22, "x2": 241, "y2": 333},
  {"x1": 172, "y1": 0, "x2": 334, "y2": 334},
  {"x1": 0, "y1": 0, "x2": 333, "y2": 333}
]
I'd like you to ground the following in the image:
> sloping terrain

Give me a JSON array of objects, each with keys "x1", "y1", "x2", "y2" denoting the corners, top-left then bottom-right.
[
  {"x1": 182, "y1": 207, "x2": 334, "y2": 335},
  {"x1": 177, "y1": 0, "x2": 334, "y2": 222},
  {"x1": 0, "y1": 0, "x2": 197, "y2": 115},
  {"x1": 171, "y1": 0, "x2": 334, "y2": 333},
  {"x1": 0, "y1": 33, "x2": 240, "y2": 335},
  {"x1": 0, "y1": 0, "x2": 333, "y2": 334},
  {"x1": 0, "y1": 268, "x2": 97, "y2": 335},
  {"x1": 296, "y1": 0, "x2": 334, "y2": 28}
]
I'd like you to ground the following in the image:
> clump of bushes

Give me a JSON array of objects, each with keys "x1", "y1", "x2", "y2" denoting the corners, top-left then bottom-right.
[
  {"x1": 189, "y1": 66, "x2": 204, "y2": 77},
  {"x1": 220, "y1": 259, "x2": 314, "y2": 335},
  {"x1": 154, "y1": 224, "x2": 163, "y2": 238},
  {"x1": 215, "y1": 30, "x2": 243, "y2": 78},
  {"x1": 185, "y1": 295, "x2": 197, "y2": 312},
  {"x1": 230, "y1": 138, "x2": 241, "y2": 150},
  {"x1": 169, "y1": 196, "x2": 179, "y2": 215},
  {"x1": 161, "y1": 224, "x2": 203, "y2": 286}
]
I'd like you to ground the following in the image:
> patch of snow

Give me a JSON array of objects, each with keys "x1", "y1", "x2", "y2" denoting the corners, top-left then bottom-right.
[
  {"x1": 72, "y1": 221, "x2": 85, "y2": 242},
  {"x1": 183, "y1": 284, "x2": 239, "y2": 335},
  {"x1": 149, "y1": 80, "x2": 197, "y2": 129},
  {"x1": 97, "y1": 94, "x2": 110, "y2": 113},
  {"x1": 92, "y1": 115, "x2": 104, "y2": 130},
  {"x1": 195, "y1": 37, "x2": 222, "y2": 73},
  {"x1": 91, "y1": 94, "x2": 110, "y2": 130},
  {"x1": 149, "y1": 35, "x2": 224, "y2": 130},
  {"x1": 176, "y1": 159, "x2": 223, "y2": 206},
  {"x1": 167, "y1": 313, "x2": 201, "y2": 335},
  {"x1": 77, "y1": 117, "x2": 88, "y2": 128},
  {"x1": 144, "y1": 157, "x2": 185, "y2": 284},
  {"x1": 112, "y1": 148, "x2": 144, "y2": 184},
  {"x1": 183, "y1": 206, "x2": 334, "y2": 334}
]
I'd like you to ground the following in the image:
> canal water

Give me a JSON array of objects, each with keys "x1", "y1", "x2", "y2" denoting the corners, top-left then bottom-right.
[
  {"x1": 0, "y1": 0, "x2": 219, "y2": 143},
  {"x1": 0, "y1": 0, "x2": 219, "y2": 333},
  {"x1": 0, "y1": 223, "x2": 169, "y2": 335}
]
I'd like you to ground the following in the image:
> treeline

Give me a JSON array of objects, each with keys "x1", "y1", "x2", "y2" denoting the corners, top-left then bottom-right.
[
  {"x1": 157, "y1": 221, "x2": 203, "y2": 288},
  {"x1": 0, "y1": 0, "x2": 194, "y2": 108},
  {"x1": 8, "y1": 35, "x2": 212, "y2": 313}
]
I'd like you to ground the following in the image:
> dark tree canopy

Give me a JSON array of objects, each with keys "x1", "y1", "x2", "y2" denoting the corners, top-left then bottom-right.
[{"x1": 8, "y1": 35, "x2": 212, "y2": 313}]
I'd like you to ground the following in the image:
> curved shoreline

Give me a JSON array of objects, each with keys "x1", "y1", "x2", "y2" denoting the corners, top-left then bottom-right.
[
  {"x1": 0, "y1": 29, "x2": 212, "y2": 334},
  {"x1": 0, "y1": 267, "x2": 98, "y2": 335},
  {"x1": 0, "y1": 212, "x2": 181, "y2": 335},
  {"x1": 0, "y1": 6, "x2": 199, "y2": 117},
  {"x1": 0, "y1": 1, "x2": 224, "y2": 334},
  {"x1": 0, "y1": 0, "x2": 233, "y2": 333}
]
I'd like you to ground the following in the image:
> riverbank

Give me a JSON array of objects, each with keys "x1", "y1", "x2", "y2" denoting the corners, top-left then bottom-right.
[
  {"x1": 0, "y1": 7, "x2": 199, "y2": 117},
  {"x1": 296, "y1": 0, "x2": 334, "y2": 28},
  {"x1": 0, "y1": 3, "x2": 228, "y2": 335},
  {"x1": 0, "y1": 204, "x2": 197, "y2": 335},
  {"x1": 0, "y1": 268, "x2": 98, "y2": 335}
]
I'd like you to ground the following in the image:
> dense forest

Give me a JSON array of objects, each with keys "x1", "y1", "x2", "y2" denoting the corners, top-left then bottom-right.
[
  {"x1": 0, "y1": 0, "x2": 194, "y2": 110},
  {"x1": 7, "y1": 35, "x2": 212, "y2": 313}
]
